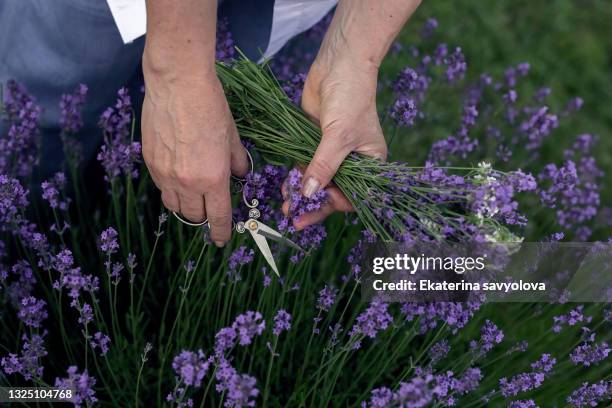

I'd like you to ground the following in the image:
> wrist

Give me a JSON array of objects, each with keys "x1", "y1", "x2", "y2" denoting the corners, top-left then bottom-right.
[{"x1": 143, "y1": 43, "x2": 216, "y2": 84}]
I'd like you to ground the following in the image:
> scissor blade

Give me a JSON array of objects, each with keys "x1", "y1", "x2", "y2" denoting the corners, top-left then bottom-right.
[
  {"x1": 256, "y1": 222, "x2": 306, "y2": 253},
  {"x1": 248, "y1": 228, "x2": 280, "y2": 277}
]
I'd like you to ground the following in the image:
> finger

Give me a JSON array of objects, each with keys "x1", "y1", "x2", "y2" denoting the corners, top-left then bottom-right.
[
  {"x1": 327, "y1": 186, "x2": 355, "y2": 212},
  {"x1": 301, "y1": 127, "x2": 353, "y2": 198},
  {"x1": 282, "y1": 200, "x2": 290, "y2": 216},
  {"x1": 161, "y1": 189, "x2": 180, "y2": 213},
  {"x1": 230, "y1": 131, "x2": 249, "y2": 178},
  {"x1": 178, "y1": 192, "x2": 206, "y2": 223},
  {"x1": 204, "y1": 182, "x2": 233, "y2": 247},
  {"x1": 281, "y1": 180, "x2": 288, "y2": 200},
  {"x1": 293, "y1": 204, "x2": 335, "y2": 231}
]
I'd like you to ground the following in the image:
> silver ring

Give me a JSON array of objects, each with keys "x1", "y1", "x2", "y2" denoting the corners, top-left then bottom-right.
[{"x1": 172, "y1": 147, "x2": 254, "y2": 228}]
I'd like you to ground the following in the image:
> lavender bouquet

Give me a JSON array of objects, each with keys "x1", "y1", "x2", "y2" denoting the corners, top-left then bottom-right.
[{"x1": 217, "y1": 57, "x2": 535, "y2": 243}]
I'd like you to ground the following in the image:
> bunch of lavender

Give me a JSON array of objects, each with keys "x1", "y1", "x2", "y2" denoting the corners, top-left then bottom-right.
[{"x1": 216, "y1": 57, "x2": 535, "y2": 242}]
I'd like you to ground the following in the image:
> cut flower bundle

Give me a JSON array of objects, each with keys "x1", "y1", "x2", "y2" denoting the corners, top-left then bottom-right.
[{"x1": 217, "y1": 56, "x2": 536, "y2": 242}]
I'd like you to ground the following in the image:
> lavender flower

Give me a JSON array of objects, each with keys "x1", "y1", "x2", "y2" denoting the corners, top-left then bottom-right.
[
  {"x1": 60, "y1": 83, "x2": 88, "y2": 134},
  {"x1": 89, "y1": 332, "x2": 111, "y2": 356},
  {"x1": 232, "y1": 311, "x2": 265, "y2": 346},
  {"x1": 228, "y1": 246, "x2": 255, "y2": 273},
  {"x1": 470, "y1": 319, "x2": 504, "y2": 357},
  {"x1": 41, "y1": 172, "x2": 70, "y2": 211},
  {"x1": 499, "y1": 354, "x2": 556, "y2": 397},
  {"x1": 349, "y1": 299, "x2": 393, "y2": 349},
  {"x1": 428, "y1": 339, "x2": 450, "y2": 366},
  {"x1": 552, "y1": 305, "x2": 591, "y2": 332},
  {"x1": 316, "y1": 285, "x2": 338, "y2": 312},
  {"x1": 567, "y1": 380, "x2": 612, "y2": 408},
  {"x1": 0, "y1": 174, "x2": 29, "y2": 229},
  {"x1": 390, "y1": 97, "x2": 418, "y2": 127},
  {"x1": 1, "y1": 333, "x2": 47, "y2": 381},
  {"x1": 420, "y1": 18, "x2": 439, "y2": 38},
  {"x1": 216, "y1": 18, "x2": 235, "y2": 62},
  {"x1": 0, "y1": 81, "x2": 41, "y2": 178},
  {"x1": 508, "y1": 400, "x2": 538, "y2": 408},
  {"x1": 100, "y1": 227, "x2": 119, "y2": 255},
  {"x1": 401, "y1": 300, "x2": 483, "y2": 335},
  {"x1": 272, "y1": 309, "x2": 292, "y2": 336},
  {"x1": 172, "y1": 350, "x2": 210, "y2": 387},
  {"x1": 97, "y1": 88, "x2": 141, "y2": 181},
  {"x1": 4, "y1": 260, "x2": 36, "y2": 307},
  {"x1": 570, "y1": 336, "x2": 610, "y2": 367},
  {"x1": 17, "y1": 296, "x2": 48, "y2": 328},
  {"x1": 54, "y1": 366, "x2": 97, "y2": 408},
  {"x1": 214, "y1": 327, "x2": 238, "y2": 356},
  {"x1": 282, "y1": 73, "x2": 306, "y2": 105},
  {"x1": 215, "y1": 358, "x2": 259, "y2": 407}
]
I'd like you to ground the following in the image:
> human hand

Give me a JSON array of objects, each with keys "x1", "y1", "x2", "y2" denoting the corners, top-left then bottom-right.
[
  {"x1": 141, "y1": 66, "x2": 248, "y2": 246},
  {"x1": 281, "y1": 56, "x2": 387, "y2": 230}
]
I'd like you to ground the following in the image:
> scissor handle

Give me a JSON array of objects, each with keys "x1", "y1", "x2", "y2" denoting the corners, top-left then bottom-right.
[{"x1": 172, "y1": 148, "x2": 255, "y2": 228}]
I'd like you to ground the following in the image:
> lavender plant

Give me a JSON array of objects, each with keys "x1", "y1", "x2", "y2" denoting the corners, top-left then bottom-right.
[{"x1": 0, "y1": 11, "x2": 610, "y2": 408}]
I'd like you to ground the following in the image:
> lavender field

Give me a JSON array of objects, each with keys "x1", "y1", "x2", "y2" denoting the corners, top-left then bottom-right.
[{"x1": 1, "y1": 2, "x2": 611, "y2": 407}]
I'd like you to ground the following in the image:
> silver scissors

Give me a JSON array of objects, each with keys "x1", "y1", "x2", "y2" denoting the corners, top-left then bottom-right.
[{"x1": 172, "y1": 149, "x2": 304, "y2": 276}]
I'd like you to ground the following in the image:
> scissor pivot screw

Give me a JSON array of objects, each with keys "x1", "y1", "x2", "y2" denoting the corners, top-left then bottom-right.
[{"x1": 248, "y1": 220, "x2": 258, "y2": 230}]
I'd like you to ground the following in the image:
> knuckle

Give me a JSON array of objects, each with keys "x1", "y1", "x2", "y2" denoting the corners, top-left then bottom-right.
[
  {"x1": 202, "y1": 170, "x2": 229, "y2": 188},
  {"x1": 175, "y1": 171, "x2": 200, "y2": 189}
]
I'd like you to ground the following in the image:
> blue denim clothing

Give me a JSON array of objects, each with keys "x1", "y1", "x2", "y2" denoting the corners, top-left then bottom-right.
[{"x1": 0, "y1": 0, "x2": 274, "y2": 179}]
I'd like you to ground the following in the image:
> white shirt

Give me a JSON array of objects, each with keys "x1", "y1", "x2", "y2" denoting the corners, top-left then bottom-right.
[{"x1": 106, "y1": 0, "x2": 337, "y2": 58}]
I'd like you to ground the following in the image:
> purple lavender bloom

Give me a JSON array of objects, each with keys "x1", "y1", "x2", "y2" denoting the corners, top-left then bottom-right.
[
  {"x1": 60, "y1": 84, "x2": 88, "y2": 134},
  {"x1": 499, "y1": 354, "x2": 556, "y2": 397},
  {"x1": 420, "y1": 18, "x2": 439, "y2": 38},
  {"x1": 282, "y1": 73, "x2": 306, "y2": 105},
  {"x1": 452, "y1": 367, "x2": 482, "y2": 395},
  {"x1": 215, "y1": 358, "x2": 259, "y2": 407},
  {"x1": 1, "y1": 333, "x2": 47, "y2": 381},
  {"x1": 570, "y1": 337, "x2": 610, "y2": 367},
  {"x1": 54, "y1": 366, "x2": 97, "y2": 408},
  {"x1": 349, "y1": 299, "x2": 393, "y2": 349},
  {"x1": 272, "y1": 309, "x2": 292, "y2": 336},
  {"x1": 563, "y1": 96, "x2": 584, "y2": 115},
  {"x1": 362, "y1": 386, "x2": 393, "y2": 408},
  {"x1": 232, "y1": 311, "x2": 265, "y2": 346},
  {"x1": 100, "y1": 227, "x2": 119, "y2": 255},
  {"x1": 4, "y1": 260, "x2": 37, "y2": 307},
  {"x1": 0, "y1": 81, "x2": 41, "y2": 178},
  {"x1": 52, "y1": 249, "x2": 99, "y2": 299},
  {"x1": 41, "y1": 172, "x2": 70, "y2": 211},
  {"x1": 508, "y1": 400, "x2": 538, "y2": 408},
  {"x1": 567, "y1": 380, "x2": 612, "y2": 408},
  {"x1": 172, "y1": 350, "x2": 210, "y2": 387},
  {"x1": 470, "y1": 320, "x2": 504, "y2": 357},
  {"x1": 428, "y1": 340, "x2": 450, "y2": 366},
  {"x1": 90, "y1": 332, "x2": 111, "y2": 356},
  {"x1": 0, "y1": 174, "x2": 29, "y2": 229},
  {"x1": 390, "y1": 97, "x2": 418, "y2": 127},
  {"x1": 97, "y1": 88, "x2": 142, "y2": 181},
  {"x1": 216, "y1": 18, "x2": 235, "y2": 62},
  {"x1": 17, "y1": 296, "x2": 47, "y2": 328},
  {"x1": 534, "y1": 87, "x2": 551, "y2": 102},
  {"x1": 393, "y1": 67, "x2": 429, "y2": 101},
  {"x1": 78, "y1": 303, "x2": 94, "y2": 326},
  {"x1": 519, "y1": 106, "x2": 558, "y2": 150},
  {"x1": 316, "y1": 285, "x2": 338, "y2": 312},
  {"x1": 228, "y1": 246, "x2": 255, "y2": 272},
  {"x1": 214, "y1": 327, "x2": 238, "y2": 356},
  {"x1": 443, "y1": 47, "x2": 467, "y2": 83},
  {"x1": 552, "y1": 305, "x2": 591, "y2": 332},
  {"x1": 401, "y1": 300, "x2": 483, "y2": 335}
]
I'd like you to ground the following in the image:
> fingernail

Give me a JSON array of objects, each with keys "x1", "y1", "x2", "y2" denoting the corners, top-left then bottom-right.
[
  {"x1": 215, "y1": 241, "x2": 225, "y2": 248},
  {"x1": 302, "y1": 177, "x2": 320, "y2": 198}
]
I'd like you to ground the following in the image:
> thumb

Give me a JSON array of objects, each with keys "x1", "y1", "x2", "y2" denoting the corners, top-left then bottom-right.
[{"x1": 301, "y1": 129, "x2": 353, "y2": 198}]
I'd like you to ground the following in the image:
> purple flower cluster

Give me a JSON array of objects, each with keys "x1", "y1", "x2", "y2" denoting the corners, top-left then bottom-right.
[
  {"x1": 316, "y1": 285, "x2": 338, "y2": 312},
  {"x1": 97, "y1": 88, "x2": 141, "y2": 181},
  {"x1": 349, "y1": 299, "x2": 393, "y2": 349},
  {"x1": 282, "y1": 73, "x2": 306, "y2": 105},
  {"x1": 54, "y1": 366, "x2": 97, "y2": 408},
  {"x1": 100, "y1": 227, "x2": 119, "y2": 256},
  {"x1": 0, "y1": 81, "x2": 41, "y2": 178},
  {"x1": 216, "y1": 18, "x2": 235, "y2": 62},
  {"x1": 89, "y1": 332, "x2": 111, "y2": 356},
  {"x1": 428, "y1": 340, "x2": 450, "y2": 366},
  {"x1": 499, "y1": 354, "x2": 556, "y2": 397},
  {"x1": 172, "y1": 349, "x2": 210, "y2": 387},
  {"x1": 508, "y1": 400, "x2": 538, "y2": 408},
  {"x1": 17, "y1": 296, "x2": 47, "y2": 328},
  {"x1": 469, "y1": 320, "x2": 504, "y2": 357},
  {"x1": 228, "y1": 246, "x2": 255, "y2": 273},
  {"x1": 1, "y1": 333, "x2": 48, "y2": 381},
  {"x1": 390, "y1": 97, "x2": 418, "y2": 127},
  {"x1": 0, "y1": 174, "x2": 29, "y2": 229},
  {"x1": 215, "y1": 358, "x2": 259, "y2": 408},
  {"x1": 401, "y1": 299, "x2": 483, "y2": 334},
  {"x1": 552, "y1": 305, "x2": 591, "y2": 333},
  {"x1": 51, "y1": 248, "x2": 99, "y2": 300},
  {"x1": 60, "y1": 83, "x2": 88, "y2": 134},
  {"x1": 41, "y1": 172, "x2": 70, "y2": 211},
  {"x1": 567, "y1": 380, "x2": 612, "y2": 408},
  {"x1": 272, "y1": 309, "x2": 292, "y2": 336},
  {"x1": 570, "y1": 334, "x2": 610, "y2": 367}
]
